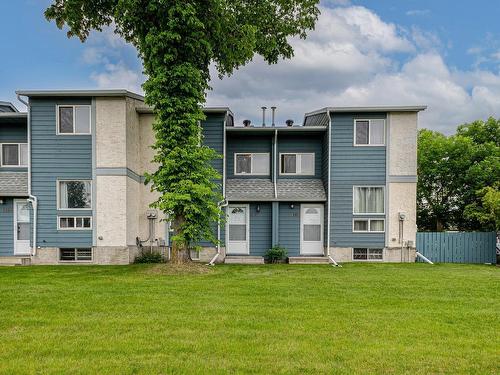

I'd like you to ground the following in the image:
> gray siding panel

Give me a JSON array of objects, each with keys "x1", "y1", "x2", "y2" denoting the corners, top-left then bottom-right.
[
  {"x1": 277, "y1": 134, "x2": 323, "y2": 179},
  {"x1": 278, "y1": 202, "x2": 300, "y2": 256},
  {"x1": 331, "y1": 113, "x2": 386, "y2": 248},
  {"x1": 30, "y1": 98, "x2": 93, "y2": 248},
  {"x1": 0, "y1": 198, "x2": 14, "y2": 255},
  {"x1": 226, "y1": 134, "x2": 272, "y2": 179},
  {"x1": 199, "y1": 114, "x2": 225, "y2": 246},
  {"x1": 249, "y1": 202, "x2": 272, "y2": 256}
]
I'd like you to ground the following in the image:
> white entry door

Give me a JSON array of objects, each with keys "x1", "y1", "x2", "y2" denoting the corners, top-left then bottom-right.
[
  {"x1": 300, "y1": 204, "x2": 324, "y2": 255},
  {"x1": 227, "y1": 204, "x2": 249, "y2": 255},
  {"x1": 14, "y1": 199, "x2": 31, "y2": 255}
]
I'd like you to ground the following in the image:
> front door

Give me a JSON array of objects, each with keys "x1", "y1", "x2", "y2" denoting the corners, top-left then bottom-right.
[
  {"x1": 14, "y1": 199, "x2": 31, "y2": 255},
  {"x1": 227, "y1": 204, "x2": 249, "y2": 255},
  {"x1": 300, "y1": 204, "x2": 324, "y2": 255}
]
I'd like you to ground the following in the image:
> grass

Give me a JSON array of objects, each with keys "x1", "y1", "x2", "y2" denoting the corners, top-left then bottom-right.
[{"x1": 0, "y1": 263, "x2": 498, "y2": 374}]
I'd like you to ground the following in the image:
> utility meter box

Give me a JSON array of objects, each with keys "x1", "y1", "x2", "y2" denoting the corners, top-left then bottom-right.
[{"x1": 146, "y1": 209, "x2": 158, "y2": 219}]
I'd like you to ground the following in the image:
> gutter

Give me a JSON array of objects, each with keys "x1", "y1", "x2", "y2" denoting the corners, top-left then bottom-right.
[
  {"x1": 17, "y1": 93, "x2": 38, "y2": 257},
  {"x1": 208, "y1": 111, "x2": 228, "y2": 266},
  {"x1": 326, "y1": 109, "x2": 340, "y2": 267}
]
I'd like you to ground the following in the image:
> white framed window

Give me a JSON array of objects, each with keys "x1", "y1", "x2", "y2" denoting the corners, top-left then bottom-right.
[
  {"x1": 234, "y1": 153, "x2": 270, "y2": 175},
  {"x1": 353, "y1": 186, "x2": 385, "y2": 214},
  {"x1": 59, "y1": 248, "x2": 93, "y2": 262},
  {"x1": 353, "y1": 248, "x2": 383, "y2": 261},
  {"x1": 56, "y1": 105, "x2": 91, "y2": 135},
  {"x1": 279, "y1": 153, "x2": 315, "y2": 175},
  {"x1": 57, "y1": 180, "x2": 92, "y2": 210},
  {"x1": 1, "y1": 143, "x2": 28, "y2": 167},
  {"x1": 353, "y1": 218, "x2": 385, "y2": 233},
  {"x1": 58, "y1": 216, "x2": 92, "y2": 230},
  {"x1": 354, "y1": 119, "x2": 385, "y2": 146}
]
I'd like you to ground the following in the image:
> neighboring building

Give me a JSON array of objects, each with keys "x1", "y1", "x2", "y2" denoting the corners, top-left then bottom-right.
[{"x1": 0, "y1": 89, "x2": 425, "y2": 265}]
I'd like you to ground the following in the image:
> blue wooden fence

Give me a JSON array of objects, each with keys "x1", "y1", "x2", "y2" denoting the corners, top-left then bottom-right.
[{"x1": 416, "y1": 232, "x2": 497, "y2": 264}]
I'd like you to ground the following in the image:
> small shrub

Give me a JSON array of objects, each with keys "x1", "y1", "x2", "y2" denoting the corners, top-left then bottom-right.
[
  {"x1": 134, "y1": 251, "x2": 165, "y2": 264},
  {"x1": 265, "y1": 246, "x2": 287, "y2": 263}
]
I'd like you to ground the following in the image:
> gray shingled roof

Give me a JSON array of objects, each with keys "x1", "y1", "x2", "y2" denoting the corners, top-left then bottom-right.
[
  {"x1": 0, "y1": 172, "x2": 28, "y2": 196},
  {"x1": 226, "y1": 178, "x2": 326, "y2": 201}
]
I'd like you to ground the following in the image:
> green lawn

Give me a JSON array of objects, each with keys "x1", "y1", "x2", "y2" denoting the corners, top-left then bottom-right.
[{"x1": 0, "y1": 264, "x2": 498, "y2": 374}]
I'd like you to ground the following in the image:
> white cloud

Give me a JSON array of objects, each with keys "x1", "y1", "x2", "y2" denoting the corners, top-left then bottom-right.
[
  {"x1": 82, "y1": 5, "x2": 500, "y2": 134},
  {"x1": 406, "y1": 9, "x2": 430, "y2": 17}
]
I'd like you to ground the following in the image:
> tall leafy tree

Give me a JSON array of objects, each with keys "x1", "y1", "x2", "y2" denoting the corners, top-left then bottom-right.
[
  {"x1": 45, "y1": 0, "x2": 320, "y2": 262},
  {"x1": 417, "y1": 118, "x2": 500, "y2": 231}
]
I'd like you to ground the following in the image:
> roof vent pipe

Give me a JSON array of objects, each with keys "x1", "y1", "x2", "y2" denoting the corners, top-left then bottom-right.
[
  {"x1": 261, "y1": 106, "x2": 267, "y2": 127},
  {"x1": 271, "y1": 106, "x2": 276, "y2": 127},
  {"x1": 286, "y1": 119, "x2": 294, "y2": 127}
]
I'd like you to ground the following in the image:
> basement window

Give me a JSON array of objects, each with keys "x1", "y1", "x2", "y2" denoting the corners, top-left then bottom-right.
[
  {"x1": 353, "y1": 248, "x2": 383, "y2": 261},
  {"x1": 57, "y1": 105, "x2": 91, "y2": 135},
  {"x1": 59, "y1": 248, "x2": 93, "y2": 262}
]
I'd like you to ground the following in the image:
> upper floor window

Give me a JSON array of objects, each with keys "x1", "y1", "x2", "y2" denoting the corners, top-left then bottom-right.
[
  {"x1": 57, "y1": 105, "x2": 91, "y2": 135},
  {"x1": 354, "y1": 119, "x2": 385, "y2": 146},
  {"x1": 58, "y1": 180, "x2": 92, "y2": 209},
  {"x1": 235, "y1": 153, "x2": 270, "y2": 175},
  {"x1": 353, "y1": 186, "x2": 384, "y2": 214},
  {"x1": 1, "y1": 143, "x2": 28, "y2": 167},
  {"x1": 280, "y1": 153, "x2": 314, "y2": 175}
]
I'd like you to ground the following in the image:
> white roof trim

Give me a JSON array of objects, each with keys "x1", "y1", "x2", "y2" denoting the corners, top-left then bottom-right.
[
  {"x1": 16, "y1": 89, "x2": 145, "y2": 101},
  {"x1": 305, "y1": 105, "x2": 427, "y2": 117}
]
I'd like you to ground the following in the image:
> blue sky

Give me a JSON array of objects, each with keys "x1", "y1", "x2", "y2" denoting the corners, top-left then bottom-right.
[{"x1": 1, "y1": 0, "x2": 500, "y2": 133}]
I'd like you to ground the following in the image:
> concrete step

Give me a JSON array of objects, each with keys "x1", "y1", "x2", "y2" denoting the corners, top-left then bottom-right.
[
  {"x1": 224, "y1": 256, "x2": 265, "y2": 264},
  {"x1": 0, "y1": 256, "x2": 31, "y2": 266},
  {"x1": 288, "y1": 256, "x2": 330, "y2": 264}
]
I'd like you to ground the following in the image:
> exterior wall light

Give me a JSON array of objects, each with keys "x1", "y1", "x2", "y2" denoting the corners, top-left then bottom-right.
[
  {"x1": 256, "y1": 204, "x2": 260, "y2": 213},
  {"x1": 290, "y1": 203, "x2": 294, "y2": 209}
]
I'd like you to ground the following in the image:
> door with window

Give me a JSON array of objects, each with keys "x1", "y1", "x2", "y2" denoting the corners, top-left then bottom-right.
[
  {"x1": 14, "y1": 199, "x2": 31, "y2": 255},
  {"x1": 300, "y1": 204, "x2": 324, "y2": 255},
  {"x1": 227, "y1": 204, "x2": 249, "y2": 255}
]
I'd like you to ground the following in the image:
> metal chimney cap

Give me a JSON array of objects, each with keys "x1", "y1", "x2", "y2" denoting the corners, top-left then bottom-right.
[
  {"x1": 286, "y1": 119, "x2": 294, "y2": 127},
  {"x1": 243, "y1": 119, "x2": 251, "y2": 127}
]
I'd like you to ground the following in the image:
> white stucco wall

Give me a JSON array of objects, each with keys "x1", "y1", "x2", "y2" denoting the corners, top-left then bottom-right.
[
  {"x1": 387, "y1": 182, "x2": 417, "y2": 247},
  {"x1": 96, "y1": 97, "x2": 127, "y2": 168},
  {"x1": 388, "y1": 112, "x2": 417, "y2": 176}
]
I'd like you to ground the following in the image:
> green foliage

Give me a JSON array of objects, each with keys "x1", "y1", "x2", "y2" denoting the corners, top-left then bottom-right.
[
  {"x1": 418, "y1": 118, "x2": 500, "y2": 231},
  {"x1": 265, "y1": 245, "x2": 288, "y2": 263},
  {"x1": 45, "y1": 0, "x2": 320, "y2": 260},
  {"x1": 134, "y1": 251, "x2": 165, "y2": 264},
  {"x1": 464, "y1": 184, "x2": 500, "y2": 231}
]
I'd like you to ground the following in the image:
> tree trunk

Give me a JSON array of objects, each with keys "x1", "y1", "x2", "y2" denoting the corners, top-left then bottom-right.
[
  {"x1": 170, "y1": 215, "x2": 190, "y2": 264},
  {"x1": 436, "y1": 219, "x2": 444, "y2": 232}
]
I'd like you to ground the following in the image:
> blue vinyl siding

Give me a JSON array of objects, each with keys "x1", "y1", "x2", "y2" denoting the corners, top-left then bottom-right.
[
  {"x1": 330, "y1": 113, "x2": 386, "y2": 248},
  {"x1": 249, "y1": 203, "x2": 272, "y2": 256},
  {"x1": 199, "y1": 113, "x2": 225, "y2": 246},
  {"x1": 226, "y1": 134, "x2": 272, "y2": 179},
  {"x1": 278, "y1": 202, "x2": 300, "y2": 256},
  {"x1": 30, "y1": 98, "x2": 93, "y2": 248},
  {"x1": 0, "y1": 122, "x2": 28, "y2": 172},
  {"x1": 277, "y1": 134, "x2": 323, "y2": 179},
  {"x1": 0, "y1": 198, "x2": 14, "y2": 255}
]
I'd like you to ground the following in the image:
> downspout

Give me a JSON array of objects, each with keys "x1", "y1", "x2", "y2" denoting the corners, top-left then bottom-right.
[
  {"x1": 325, "y1": 109, "x2": 340, "y2": 267},
  {"x1": 208, "y1": 112, "x2": 228, "y2": 265},
  {"x1": 17, "y1": 93, "x2": 38, "y2": 257},
  {"x1": 273, "y1": 129, "x2": 277, "y2": 199}
]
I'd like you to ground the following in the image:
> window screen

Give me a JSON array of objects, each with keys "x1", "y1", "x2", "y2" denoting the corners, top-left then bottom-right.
[
  {"x1": 355, "y1": 121, "x2": 369, "y2": 145},
  {"x1": 303, "y1": 224, "x2": 321, "y2": 241},
  {"x1": 370, "y1": 119, "x2": 385, "y2": 145},
  {"x1": 19, "y1": 144, "x2": 28, "y2": 166},
  {"x1": 75, "y1": 106, "x2": 91, "y2": 133},
  {"x1": 300, "y1": 154, "x2": 314, "y2": 175},
  {"x1": 370, "y1": 220, "x2": 384, "y2": 232},
  {"x1": 252, "y1": 154, "x2": 269, "y2": 174},
  {"x1": 59, "y1": 107, "x2": 74, "y2": 133},
  {"x1": 2, "y1": 144, "x2": 19, "y2": 165},
  {"x1": 235, "y1": 154, "x2": 251, "y2": 174}
]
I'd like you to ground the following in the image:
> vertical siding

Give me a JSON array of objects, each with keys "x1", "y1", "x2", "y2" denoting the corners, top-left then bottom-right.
[
  {"x1": 249, "y1": 202, "x2": 272, "y2": 256},
  {"x1": 199, "y1": 113, "x2": 225, "y2": 246},
  {"x1": 30, "y1": 98, "x2": 93, "y2": 248},
  {"x1": 330, "y1": 113, "x2": 386, "y2": 248},
  {"x1": 226, "y1": 134, "x2": 272, "y2": 179},
  {"x1": 278, "y1": 202, "x2": 300, "y2": 256},
  {"x1": 416, "y1": 232, "x2": 497, "y2": 264},
  {"x1": 277, "y1": 134, "x2": 323, "y2": 179},
  {"x1": 0, "y1": 198, "x2": 14, "y2": 255}
]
